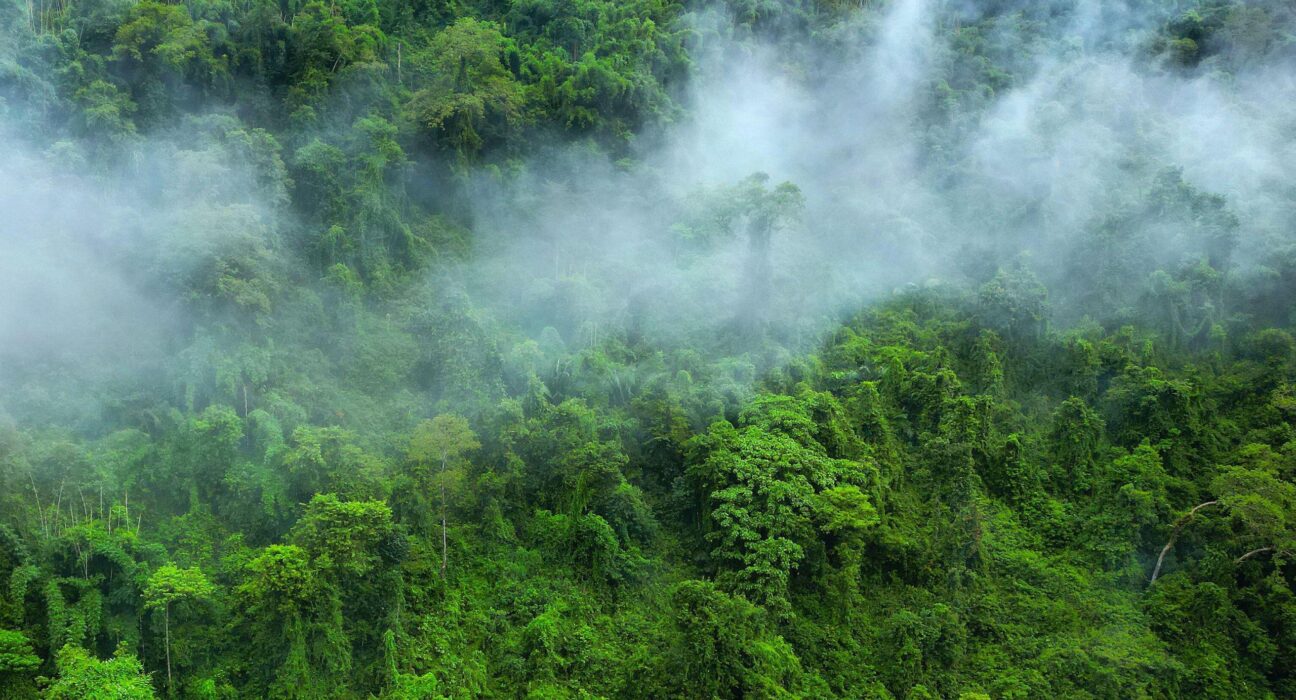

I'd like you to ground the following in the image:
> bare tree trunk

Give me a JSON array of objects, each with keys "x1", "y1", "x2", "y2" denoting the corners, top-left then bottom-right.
[
  {"x1": 440, "y1": 452, "x2": 448, "y2": 577},
  {"x1": 164, "y1": 603, "x2": 172, "y2": 694},
  {"x1": 54, "y1": 479, "x2": 65, "y2": 537},
  {"x1": 29, "y1": 474, "x2": 47, "y2": 538},
  {"x1": 1150, "y1": 500, "x2": 1218, "y2": 584}
]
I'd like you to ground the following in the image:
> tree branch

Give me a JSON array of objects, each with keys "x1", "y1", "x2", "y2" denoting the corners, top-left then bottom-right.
[
  {"x1": 1235, "y1": 546, "x2": 1289, "y2": 564},
  {"x1": 1150, "y1": 500, "x2": 1218, "y2": 584}
]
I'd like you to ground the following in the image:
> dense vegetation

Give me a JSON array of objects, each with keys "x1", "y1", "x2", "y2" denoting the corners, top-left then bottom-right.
[{"x1": 2, "y1": 0, "x2": 1296, "y2": 697}]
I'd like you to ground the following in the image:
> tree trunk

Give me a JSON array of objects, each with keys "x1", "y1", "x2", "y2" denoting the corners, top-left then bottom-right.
[
  {"x1": 1150, "y1": 500, "x2": 1218, "y2": 584},
  {"x1": 164, "y1": 603, "x2": 172, "y2": 695},
  {"x1": 440, "y1": 453, "x2": 448, "y2": 577}
]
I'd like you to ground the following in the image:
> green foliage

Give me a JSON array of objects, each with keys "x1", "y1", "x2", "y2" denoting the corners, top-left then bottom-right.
[
  {"x1": 408, "y1": 414, "x2": 479, "y2": 470},
  {"x1": 669, "y1": 580, "x2": 810, "y2": 698},
  {"x1": 2, "y1": 0, "x2": 1296, "y2": 697},
  {"x1": 408, "y1": 18, "x2": 526, "y2": 164},
  {"x1": 292, "y1": 495, "x2": 397, "y2": 578},
  {"x1": 46, "y1": 644, "x2": 156, "y2": 700},
  {"x1": 143, "y1": 565, "x2": 214, "y2": 614},
  {"x1": 233, "y1": 544, "x2": 351, "y2": 698},
  {"x1": 0, "y1": 628, "x2": 40, "y2": 698}
]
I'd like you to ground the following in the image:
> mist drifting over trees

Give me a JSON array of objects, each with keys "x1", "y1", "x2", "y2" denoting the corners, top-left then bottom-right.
[{"x1": 2, "y1": 0, "x2": 1296, "y2": 697}]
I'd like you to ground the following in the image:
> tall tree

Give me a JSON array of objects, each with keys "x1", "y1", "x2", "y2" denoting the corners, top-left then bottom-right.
[
  {"x1": 143, "y1": 565, "x2": 214, "y2": 695},
  {"x1": 408, "y1": 415, "x2": 479, "y2": 576}
]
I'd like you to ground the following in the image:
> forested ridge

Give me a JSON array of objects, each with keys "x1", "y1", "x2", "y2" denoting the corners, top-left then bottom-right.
[{"x1": 2, "y1": 0, "x2": 1296, "y2": 697}]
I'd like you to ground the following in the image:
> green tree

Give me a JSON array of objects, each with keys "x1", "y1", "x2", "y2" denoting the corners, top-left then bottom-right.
[
  {"x1": 111, "y1": 1, "x2": 225, "y2": 119},
  {"x1": 285, "y1": 1, "x2": 384, "y2": 118},
  {"x1": 47, "y1": 644, "x2": 156, "y2": 700},
  {"x1": 977, "y1": 261, "x2": 1048, "y2": 346},
  {"x1": 291, "y1": 495, "x2": 403, "y2": 688},
  {"x1": 234, "y1": 545, "x2": 350, "y2": 699},
  {"x1": 669, "y1": 580, "x2": 809, "y2": 698},
  {"x1": 0, "y1": 629, "x2": 40, "y2": 698},
  {"x1": 408, "y1": 415, "x2": 479, "y2": 576},
  {"x1": 143, "y1": 565, "x2": 214, "y2": 695},
  {"x1": 1150, "y1": 466, "x2": 1296, "y2": 583},
  {"x1": 686, "y1": 414, "x2": 863, "y2": 615},
  {"x1": 408, "y1": 18, "x2": 526, "y2": 163}
]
